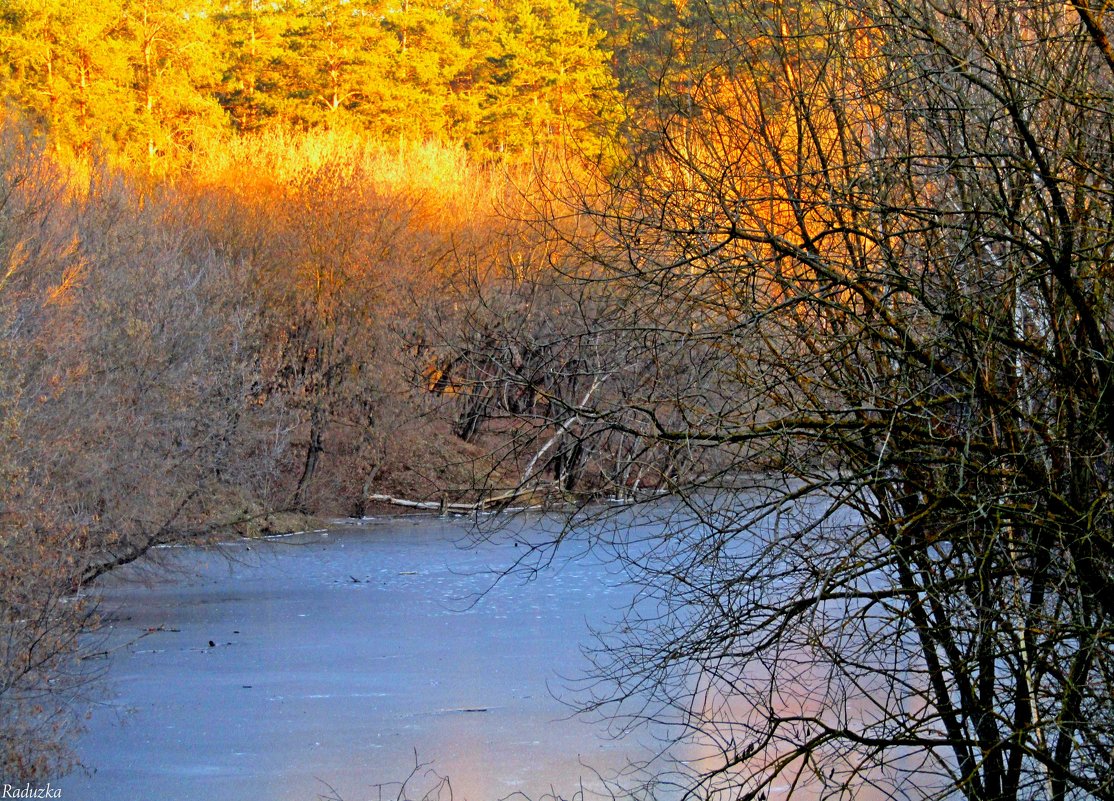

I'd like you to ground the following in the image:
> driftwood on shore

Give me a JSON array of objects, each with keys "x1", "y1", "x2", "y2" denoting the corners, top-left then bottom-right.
[{"x1": 366, "y1": 488, "x2": 538, "y2": 515}]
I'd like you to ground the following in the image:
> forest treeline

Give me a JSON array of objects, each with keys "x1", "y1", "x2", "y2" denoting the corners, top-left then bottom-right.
[{"x1": 0, "y1": 0, "x2": 627, "y2": 169}]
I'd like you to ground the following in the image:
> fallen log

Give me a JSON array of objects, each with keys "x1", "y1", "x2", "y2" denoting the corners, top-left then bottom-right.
[{"x1": 366, "y1": 488, "x2": 539, "y2": 514}]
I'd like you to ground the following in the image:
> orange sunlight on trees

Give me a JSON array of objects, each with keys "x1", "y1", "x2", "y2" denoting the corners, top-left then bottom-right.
[{"x1": 3, "y1": 0, "x2": 1114, "y2": 798}]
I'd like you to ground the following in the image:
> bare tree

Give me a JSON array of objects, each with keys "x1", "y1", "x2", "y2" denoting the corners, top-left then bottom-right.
[
  {"x1": 0, "y1": 124, "x2": 99, "y2": 782},
  {"x1": 492, "y1": 1, "x2": 1114, "y2": 799},
  {"x1": 0, "y1": 121, "x2": 292, "y2": 777}
]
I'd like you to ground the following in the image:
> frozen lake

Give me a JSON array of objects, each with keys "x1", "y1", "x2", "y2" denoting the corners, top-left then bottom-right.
[{"x1": 60, "y1": 514, "x2": 666, "y2": 801}]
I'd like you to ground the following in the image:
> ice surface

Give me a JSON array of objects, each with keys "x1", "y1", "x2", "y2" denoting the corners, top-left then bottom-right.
[{"x1": 61, "y1": 515, "x2": 661, "y2": 801}]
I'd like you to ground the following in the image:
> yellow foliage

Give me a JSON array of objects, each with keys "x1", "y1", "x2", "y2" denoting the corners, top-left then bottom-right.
[{"x1": 194, "y1": 128, "x2": 501, "y2": 213}]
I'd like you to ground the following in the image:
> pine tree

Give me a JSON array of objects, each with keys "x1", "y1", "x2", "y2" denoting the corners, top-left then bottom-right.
[
  {"x1": 376, "y1": 0, "x2": 471, "y2": 142},
  {"x1": 212, "y1": 0, "x2": 292, "y2": 132},
  {"x1": 116, "y1": 0, "x2": 226, "y2": 169},
  {"x1": 464, "y1": 0, "x2": 618, "y2": 156},
  {"x1": 279, "y1": 0, "x2": 394, "y2": 129},
  {"x1": 0, "y1": 0, "x2": 133, "y2": 156}
]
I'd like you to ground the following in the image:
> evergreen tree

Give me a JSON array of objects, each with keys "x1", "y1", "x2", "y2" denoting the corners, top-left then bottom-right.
[
  {"x1": 377, "y1": 0, "x2": 470, "y2": 141},
  {"x1": 0, "y1": 0, "x2": 132, "y2": 156},
  {"x1": 116, "y1": 0, "x2": 226, "y2": 168},
  {"x1": 465, "y1": 0, "x2": 618, "y2": 156},
  {"x1": 212, "y1": 0, "x2": 292, "y2": 132},
  {"x1": 0, "y1": 0, "x2": 225, "y2": 168},
  {"x1": 279, "y1": 0, "x2": 393, "y2": 129}
]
